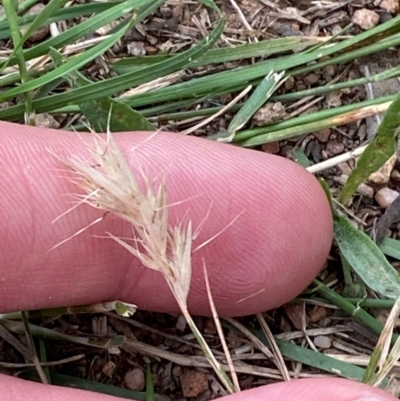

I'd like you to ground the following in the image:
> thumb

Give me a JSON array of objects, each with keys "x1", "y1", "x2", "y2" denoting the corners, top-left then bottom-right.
[{"x1": 1, "y1": 376, "x2": 397, "y2": 401}]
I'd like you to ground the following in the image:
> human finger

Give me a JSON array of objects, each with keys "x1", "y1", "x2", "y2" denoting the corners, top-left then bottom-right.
[{"x1": 0, "y1": 121, "x2": 332, "y2": 315}]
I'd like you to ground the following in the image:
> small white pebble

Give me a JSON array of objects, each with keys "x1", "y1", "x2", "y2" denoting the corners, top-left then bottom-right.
[
  {"x1": 124, "y1": 368, "x2": 145, "y2": 391},
  {"x1": 368, "y1": 155, "x2": 397, "y2": 185},
  {"x1": 379, "y1": 0, "x2": 399, "y2": 14},
  {"x1": 352, "y1": 9, "x2": 380, "y2": 30},
  {"x1": 314, "y1": 335, "x2": 331, "y2": 349},
  {"x1": 375, "y1": 187, "x2": 400, "y2": 208}
]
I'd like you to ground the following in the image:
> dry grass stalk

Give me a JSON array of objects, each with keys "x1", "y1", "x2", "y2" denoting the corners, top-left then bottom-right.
[
  {"x1": 369, "y1": 297, "x2": 400, "y2": 388},
  {"x1": 203, "y1": 261, "x2": 240, "y2": 392},
  {"x1": 64, "y1": 131, "x2": 236, "y2": 393},
  {"x1": 257, "y1": 313, "x2": 291, "y2": 381}
]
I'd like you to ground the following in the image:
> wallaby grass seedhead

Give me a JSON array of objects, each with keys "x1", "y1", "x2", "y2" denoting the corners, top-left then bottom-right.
[{"x1": 58, "y1": 131, "x2": 237, "y2": 393}]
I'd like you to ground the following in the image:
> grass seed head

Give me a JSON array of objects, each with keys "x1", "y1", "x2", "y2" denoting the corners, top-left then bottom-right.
[{"x1": 66, "y1": 134, "x2": 192, "y2": 308}]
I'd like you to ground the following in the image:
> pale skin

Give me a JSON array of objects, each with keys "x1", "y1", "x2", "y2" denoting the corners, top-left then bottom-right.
[{"x1": 0, "y1": 121, "x2": 396, "y2": 401}]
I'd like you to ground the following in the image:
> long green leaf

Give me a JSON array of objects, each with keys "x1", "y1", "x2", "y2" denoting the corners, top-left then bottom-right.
[
  {"x1": 334, "y1": 212, "x2": 400, "y2": 299},
  {"x1": 380, "y1": 238, "x2": 400, "y2": 260},
  {"x1": 3, "y1": 0, "x2": 33, "y2": 120},
  {"x1": 146, "y1": 365, "x2": 155, "y2": 401},
  {"x1": 17, "y1": 0, "x2": 68, "y2": 51},
  {"x1": 19, "y1": 371, "x2": 168, "y2": 401},
  {"x1": 50, "y1": 49, "x2": 154, "y2": 132},
  {"x1": 1, "y1": 0, "x2": 69, "y2": 74},
  {"x1": 224, "y1": 319, "x2": 380, "y2": 383},
  {"x1": 110, "y1": 37, "x2": 319, "y2": 73},
  {"x1": 0, "y1": 2, "x2": 119, "y2": 39},
  {"x1": 226, "y1": 71, "x2": 285, "y2": 139},
  {"x1": 235, "y1": 96, "x2": 393, "y2": 146},
  {"x1": 0, "y1": 18, "x2": 224, "y2": 120},
  {"x1": 0, "y1": 11, "x2": 140, "y2": 102},
  {"x1": 0, "y1": 0, "x2": 152, "y2": 69},
  {"x1": 339, "y1": 90, "x2": 400, "y2": 203}
]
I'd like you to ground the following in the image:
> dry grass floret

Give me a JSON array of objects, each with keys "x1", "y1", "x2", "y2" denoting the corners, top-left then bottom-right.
[{"x1": 62, "y1": 131, "x2": 238, "y2": 394}]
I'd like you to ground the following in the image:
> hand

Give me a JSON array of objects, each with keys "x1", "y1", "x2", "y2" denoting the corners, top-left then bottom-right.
[{"x1": 0, "y1": 121, "x2": 395, "y2": 401}]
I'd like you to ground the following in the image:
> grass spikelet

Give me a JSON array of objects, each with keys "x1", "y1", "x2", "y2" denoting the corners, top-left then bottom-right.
[{"x1": 64, "y1": 132, "x2": 237, "y2": 394}]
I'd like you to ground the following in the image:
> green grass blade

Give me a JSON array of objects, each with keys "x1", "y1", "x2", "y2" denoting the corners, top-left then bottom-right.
[
  {"x1": 0, "y1": 2, "x2": 120, "y2": 39},
  {"x1": 110, "y1": 37, "x2": 319, "y2": 73},
  {"x1": 1, "y1": 319, "x2": 125, "y2": 349},
  {"x1": 227, "y1": 71, "x2": 285, "y2": 138},
  {"x1": 0, "y1": 0, "x2": 69, "y2": 74},
  {"x1": 0, "y1": 18, "x2": 224, "y2": 120},
  {"x1": 50, "y1": 49, "x2": 154, "y2": 132},
  {"x1": 291, "y1": 148, "x2": 311, "y2": 168},
  {"x1": 19, "y1": 371, "x2": 168, "y2": 401},
  {"x1": 0, "y1": 0, "x2": 151, "y2": 68},
  {"x1": 380, "y1": 238, "x2": 400, "y2": 260},
  {"x1": 38, "y1": 338, "x2": 51, "y2": 383},
  {"x1": 312, "y1": 279, "x2": 396, "y2": 344},
  {"x1": 275, "y1": 337, "x2": 367, "y2": 382},
  {"x1": 339, "y1": 91, "x2": 400, "y2": 204},
  {"x1": 273, "y1": 65, "x2": 400, "y2": 103},
  {"x1": 146, "y1": 365, "x2": 155, "y2": 401},
  {"x1": 0, "y1": 11, "x2": 139, "y2": 102},
  {"x1": 17, "y1": 0, "x2": 68, "y2": 51},
  {"x1": 334, "y1": 212, "x2": 400, "y2": 299},
  {"x1": 224, "y1": 319, "x2": 379, "y2": 383},
  {"x1": 21, "y1": 311, "x2": 48, "y2": 384},
  {"x1": 234, "y1": 95, "x2": 393, "y2": 146},
  {"x1": 17, "y1": 0, "x2": 39, "y2": 14},
  {"x1": 121, "y1": 17, "x2": 400, "y2": 109},
  {"x1": 3, "y1": 0, "x2": 33, "y2": 122}
]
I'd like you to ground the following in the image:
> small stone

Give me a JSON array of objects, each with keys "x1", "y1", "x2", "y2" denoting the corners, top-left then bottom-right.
[
  {"x1": 0, "y1": 102, "x2": 11, "y2": 110},
  {"x1": 325, "y1": 141, "x2": 345, "y2": 156},
  {"x1": 262, "y1": 142, "x2": 280, "y2": 154},
  {"x1": 323, "y1": 65, "x2": 337, "y2": 79},
  {"x1": 352, "y1": 9, "x2": 380, "y2": 30},
  {"x1": 331, "y1": 25, "x2": 342, "y2": 35},
  {"x1": 127, "y1": 41, "x2": 146, "y2": 56},
  {"x1": 275, "y1": 24, "x2": 302, "y2": 37},
  {"x1": 314, "y1": 128, "x2": 331, "y2": 143},
  {"x1": 102, "y1": 361, "x2": 116, "y2": 377},
  {"x1": 145, "y1": 46, "x2": 158, "y2": 55},
  {"x1": 303, "y1": 73, "x2": 320, "y2": 86},
  {"x1": 284, "y1": 76, "x2": 294, "y2": 90},
  {"x1": 284, "y1": 304, "x2": 309, "y2": 330},
  {"x1": 319, "y1": 317, "x2": 332, "y2": 328},
  {"x1": 380, "y1": 11, "x2": 393, "y2": 23},
  {"x1": 124, "y1": 368, "x2": 145, "y2": 391},
  {"x1": 309, "y1": 306, "x2": 327, "y2": 323},
  {"x1": 33, "y1": 113, "x2": 60, "y2": 129},
  {"x1": 252, "y1": 102, "x2": 287, "y2": 126},
  {"x1": 180, "y1": 370, "x2": 208, "y2": 398},
  {"x1": 314, "y1": 335, "x2": 331, "y2": 349},
  {"x1": 326, "y1": 91, "x2": 342, "y2": 108},
  {"x1": 368, "y1": 154, "x2": 397, "y2": 185},
  {"x1": 159, "y1": 6, "x2": 173, "y2": 18},
  {"x1": 375, "y1": 187, "x2": 400, "y2": 208},
  {"x1": 392, "y1": 169, "x2": 400, "y2": 181},
  {"x1": 379, "y1": 0, "x2": 399, "y2": 13}
]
